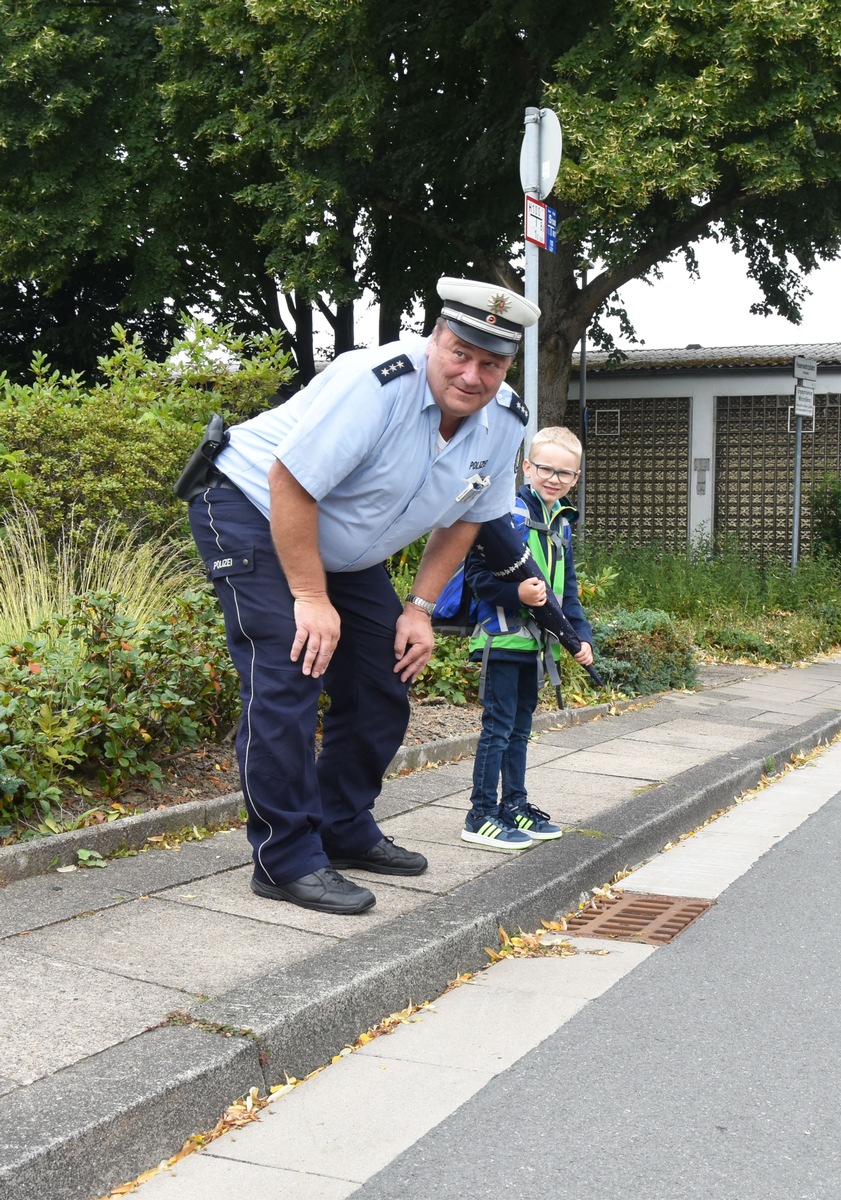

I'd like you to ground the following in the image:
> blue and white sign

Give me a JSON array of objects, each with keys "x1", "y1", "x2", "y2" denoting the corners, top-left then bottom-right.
[{"x1": 546, "y1": 206, "x2": 557, "y2": 254}]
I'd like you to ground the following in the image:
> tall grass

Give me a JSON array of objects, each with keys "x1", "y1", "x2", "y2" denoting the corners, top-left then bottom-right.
[
  {"x1": 577, "y1": 535, "x2": 841, "y2": 619},
  {"x1": 0, "y1": 502, "x2": 199, "y2": 646}
]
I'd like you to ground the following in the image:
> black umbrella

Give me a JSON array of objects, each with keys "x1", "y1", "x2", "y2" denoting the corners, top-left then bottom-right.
[{"x1": 474, "y1": 514, "x2": 604, "y2": 690}]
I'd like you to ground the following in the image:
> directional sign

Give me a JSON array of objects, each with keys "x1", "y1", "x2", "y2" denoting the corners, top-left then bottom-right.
[
  {"x1": 524, "y1": 197, "x2": 547, "y2": 248},
  {"x1": 794, "y1": 384, "x2": 815, "y2": 418},
  {"x1": 794, "y1": 356, "x2": 818, "y2": 382}
]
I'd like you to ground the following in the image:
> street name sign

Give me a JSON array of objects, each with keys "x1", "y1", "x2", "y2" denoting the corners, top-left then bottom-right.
[{"x1": 794, "y1": 356, "x2": 818, "y2": 381}]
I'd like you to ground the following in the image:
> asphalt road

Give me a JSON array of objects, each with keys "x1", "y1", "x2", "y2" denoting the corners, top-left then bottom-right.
[{"x1": 352, "y1": 780, "x2": 841, "y2": 1199}]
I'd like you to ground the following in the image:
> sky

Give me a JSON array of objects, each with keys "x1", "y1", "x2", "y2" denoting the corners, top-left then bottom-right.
[{"x1": 594, "y1": 240, "x2": 841, "y2": 351}]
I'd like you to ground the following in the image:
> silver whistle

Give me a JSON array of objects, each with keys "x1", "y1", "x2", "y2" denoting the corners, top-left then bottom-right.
[{"x1": 455, "y1": 473, "x2": 491, "y2": 502}]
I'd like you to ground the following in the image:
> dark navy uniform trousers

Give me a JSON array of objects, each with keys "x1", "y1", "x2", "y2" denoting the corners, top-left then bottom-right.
[{"x1": 189, "y1": 484, "x2": 411, "y2": 886}]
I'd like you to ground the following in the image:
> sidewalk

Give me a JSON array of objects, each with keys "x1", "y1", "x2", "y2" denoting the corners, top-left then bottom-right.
[{"x1": 2, "y1": 658, "x2": 841, "y2": 1200}]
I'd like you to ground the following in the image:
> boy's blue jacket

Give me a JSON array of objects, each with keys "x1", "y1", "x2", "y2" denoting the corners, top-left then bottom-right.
[{"x1": 465, "y1": 483, "x2": 593, "y2": 661}]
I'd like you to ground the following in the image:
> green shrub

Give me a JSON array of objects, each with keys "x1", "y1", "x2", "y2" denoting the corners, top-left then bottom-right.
[
  {"x1": 695, "y1": 609, "x2": 835, "y2": 663},
  {"x1": 413, "y1": 636, "x2": 479, "y2": 706},
  {"x1": 0, "y1": 589, "x2": 239, "y2": 826},
  {"x1": 808, "y1": 472, "x2": 841, "y2": 558},
  {"x1": 0, "y1": 321, "x2": 293, "y2": 553},
  {"x1": 590, "y1": 608, "x2": 697, "y2": 696}
]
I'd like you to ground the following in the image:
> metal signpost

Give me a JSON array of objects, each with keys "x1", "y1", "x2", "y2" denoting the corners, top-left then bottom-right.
[
  {"x1": 519, "y1": 107, "x2": 562, "y2": 452},
  {"x1": 791, "y1": 355, "x2": 818, "y2": 569}
]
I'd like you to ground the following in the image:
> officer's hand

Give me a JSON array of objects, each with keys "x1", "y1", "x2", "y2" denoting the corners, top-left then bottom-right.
[
  {"x1": 291, "y1": 597, "x2": 341, "y2": 678},
  {"x1": 393, "y1": 608, "x2": 436, "y2": 683},
  {"x1": 518, "y1": 576, "x2": 547, "y2": 607},
  {"x1": 574, "y1": 640, "x2": 594, "y2": 667}
]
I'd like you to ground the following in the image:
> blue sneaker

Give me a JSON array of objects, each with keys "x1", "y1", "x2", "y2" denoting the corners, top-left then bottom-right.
[
  {"x1": 461, "y1": 809, "x2": 532, "y2": 851},
  {"x1": 509, "y1": 804, "x2": 563, "y2": 840}
]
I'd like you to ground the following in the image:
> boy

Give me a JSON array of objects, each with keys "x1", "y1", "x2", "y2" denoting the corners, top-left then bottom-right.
[{"x1": 461, "y1": 426, "x2": 594, "y2": 850}]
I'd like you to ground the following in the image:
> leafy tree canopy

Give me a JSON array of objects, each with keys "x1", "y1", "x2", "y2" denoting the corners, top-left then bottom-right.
[{"x1": 1, "y1": 0, "x2": 839, "y2": 416}]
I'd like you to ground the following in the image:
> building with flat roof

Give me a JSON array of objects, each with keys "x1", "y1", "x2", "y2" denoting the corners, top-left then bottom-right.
[{"x1": 568, "y1": 343, "x2": 841, "y2": 559}]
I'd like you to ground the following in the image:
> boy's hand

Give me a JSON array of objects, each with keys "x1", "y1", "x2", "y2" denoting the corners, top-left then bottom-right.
[
  {"x1": 518, "y1": 577, "x2": 547, "y2": 607},
  {"x1": 574, "y1": 640, "x2": 594, "y2": 667}
]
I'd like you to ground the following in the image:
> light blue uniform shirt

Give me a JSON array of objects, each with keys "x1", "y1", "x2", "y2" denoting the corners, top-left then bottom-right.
[{"x1": 215, "y1": 335, "x2": 527, "y2": 572}]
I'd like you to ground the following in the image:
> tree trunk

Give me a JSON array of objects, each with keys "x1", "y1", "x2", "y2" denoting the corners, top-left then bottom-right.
[
  {"x1": 334, "y1": 300, "x2": 354, "y2": 356},
  {"x1": 288, "y1": 295, "x2": 315, "y2": 384}
]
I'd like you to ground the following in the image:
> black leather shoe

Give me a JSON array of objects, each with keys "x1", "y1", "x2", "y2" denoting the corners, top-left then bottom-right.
[
  {"x1": 329, "y1": 836, "x2": 428, "y2": 876},
  {"x1": 250, "y1": 867, "x2": 375, "y2": 914}
]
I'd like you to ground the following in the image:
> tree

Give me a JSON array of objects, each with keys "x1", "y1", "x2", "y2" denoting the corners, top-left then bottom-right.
[
  {"x1": 536, "y1": 0, "x2": 841, "y2": 421},
  {"x1": 0, "y1": 0, "x2": 289, "y2": 380},
  {"x1": 2, "y1": 0, "x2": 839, "y2": 412}
]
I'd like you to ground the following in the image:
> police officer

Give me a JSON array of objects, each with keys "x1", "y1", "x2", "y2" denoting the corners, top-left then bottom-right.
[{"x1": 187, "y1": 277, "x2": 540, "y2": 915}]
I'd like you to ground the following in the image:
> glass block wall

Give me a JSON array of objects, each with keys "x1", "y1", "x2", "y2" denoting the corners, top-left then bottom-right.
[
  {"x1": 578, "y1": 395, "x2": 691, "y2": 548},
  {"x1": 714, "y1": 393, "x2": 841, "y2": 559}
]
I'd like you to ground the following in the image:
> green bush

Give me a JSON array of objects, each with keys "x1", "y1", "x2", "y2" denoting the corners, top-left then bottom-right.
[
  {"x1": 0, "y1": 589, "x2": 239, "y2": 827},
  {"x1": 808, "y1": 472, "x2": 841, "y2": 558},
  {"x1": 590, "y1": 608, "x2": 697, "y2": 696},
  {"x1": 413, "y1": 636, "x2": 479, "y2": 706},
  {"x1": 0, "y1": 321, "x2": 293, "y2": 553},
  {"x1": 695, "y1": 609, "x2": 835, "y2": 663}
]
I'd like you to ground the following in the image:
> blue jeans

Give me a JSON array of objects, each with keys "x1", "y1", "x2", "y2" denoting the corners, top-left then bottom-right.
[{"x1": 469, "y1": 656, "x2": 539, "y2": 815}]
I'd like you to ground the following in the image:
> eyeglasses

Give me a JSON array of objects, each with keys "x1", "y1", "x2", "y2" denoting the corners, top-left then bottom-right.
[{"x1": 530, "y1": 462, "x2": 580, "y2": 484}]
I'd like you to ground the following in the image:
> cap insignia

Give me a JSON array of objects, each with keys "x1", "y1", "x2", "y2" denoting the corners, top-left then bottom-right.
[{"x1": 488, "y1": 293, "x2": 511, "y2": 316}]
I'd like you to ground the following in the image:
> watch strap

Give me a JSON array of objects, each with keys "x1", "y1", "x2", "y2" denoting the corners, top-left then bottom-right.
[{"x1": 405, "y1": 593, "x2": 435, "y2": 617}]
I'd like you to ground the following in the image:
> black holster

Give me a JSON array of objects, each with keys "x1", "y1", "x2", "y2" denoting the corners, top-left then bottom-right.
[{"x1": 174, "y1": 414, "x2": 230, "y2": 501}]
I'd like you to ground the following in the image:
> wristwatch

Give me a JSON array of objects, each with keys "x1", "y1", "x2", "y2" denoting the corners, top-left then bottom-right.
[{"x1": 405, "y1": 593, "x2": 436, "y2": 617}]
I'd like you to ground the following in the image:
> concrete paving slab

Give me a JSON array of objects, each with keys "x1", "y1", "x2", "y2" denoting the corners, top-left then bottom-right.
[
  {"x1": 139, "y1": 1154, "x2": 357, "y2": 1200},
  {"x1": 408, "y1": 785, "x2": 472, "y2": 811},
  {"x1": 417, "y1": 778, "x2": 653, "y2": 826},
  {"x1": 159, "y1": 864, "x2": 430, "y2": 936},
  {"x1": 576, "y1": 739, "x2": 714, "y2": 771},
  {"x1": 611, "y1": 719, "x2": 770, "y2": 750},
  {"x1": 661, "y1": 701, "x2": 772, "y2": 723},
  {"x1": 14, "y1": 898, "x2": 337, "y2": 995},
  {"x1": 524, "y1": 739, "x2": 578, "y2": 765},
  {"x1": 340, "y1": 832, "x2": 506, "y2": 894},
  {"x1": 711, "y1": 695, "x2": 821, "y2": 717},
  {"x1": 355, "y1": 978, "x2": 587, "y2": 1074},
  {"x1": 355, "y1": 944, "x2": 651, "y2": 1072},
  {"x1": 0, "y1": 872, "x2": 139, "y2": 939},
  {"x1": 207, "y1": 1052, "x2": 488, "y2": 1181},
  {"x1": 0, "y1": 830, "x2": 252, "y2": 938},
  {"x1": 528, "y1": 749, "x2": 668, "y2": 781},
  {"x1": 377, "y1": 766, "x2": 471, "y2": 813},
  {"x1": 377, "y1": 801, "x2": 466, "y2": 846},
  {"x1": 747, "y1": 710, "x2": 806, "y2": 725},
  {"x1": 470, "y1": 941, "x2": 655, "y2": 997},
  {"x1": 732, "y1": 675, "x2": 840, "y2": 698},
  {"x1": 536, "y1": 715, "x2": 667, "y2": 751},
  {"x1": 0, "y1": 943, "x2": 186, "y2": 1085}
]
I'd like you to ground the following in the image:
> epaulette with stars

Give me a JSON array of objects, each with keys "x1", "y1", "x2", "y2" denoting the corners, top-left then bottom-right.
[
  {"x1": 496, "y1": 389, "x2": 529, "y2": 426},
  {"x1": 372, "y1": 355, "x2": 416, "y2": 385}
]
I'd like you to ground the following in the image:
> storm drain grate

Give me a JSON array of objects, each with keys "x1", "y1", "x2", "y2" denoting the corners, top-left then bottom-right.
[{"x1": 563, "y1": 892, "x2": 715, "y2": 945}]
